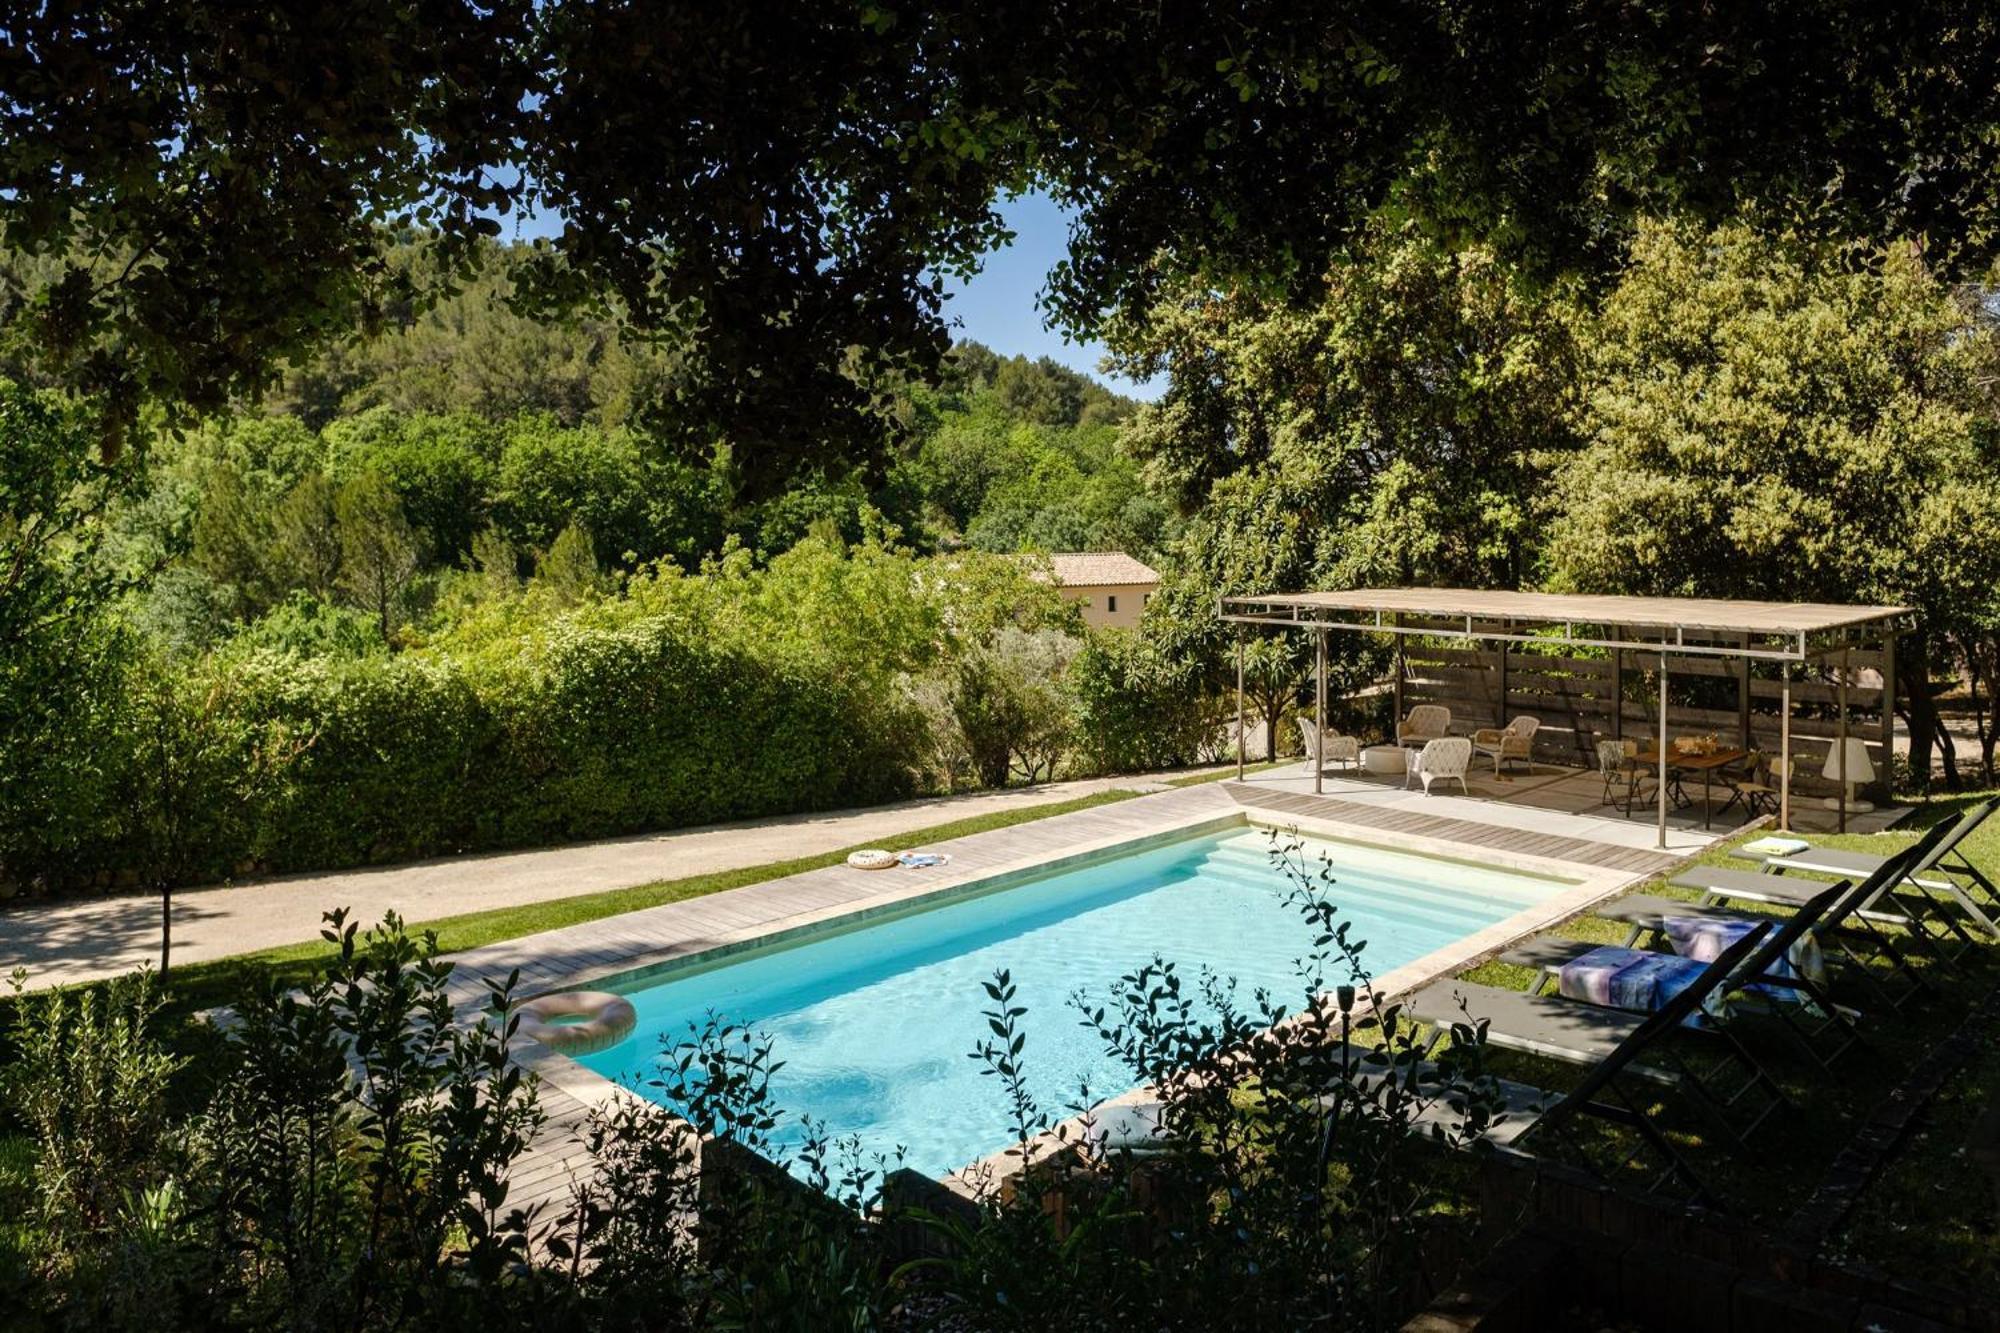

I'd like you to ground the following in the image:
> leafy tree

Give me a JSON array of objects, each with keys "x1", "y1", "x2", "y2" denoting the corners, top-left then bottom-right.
[
  {"x1": 952, "y1": 628, "x2": 1080, "y2": 785},
  {"x1": 0, "y1": 3, "x2": 534, "y2": 444},
  {"x1": 1068, "y1": 629, "x2": 1222, "y2": 773},
  {"x1": 470, "y1": 526, "x2": 522, "y2": 596},
  {"x1": 1114, "y1": 225, "x2": 1581, "y2": 588},
  {"x1": 276, "y1": 241, "x2": 689, "y2": 431},
  {"x1": 732, "y1": 470, "x2": 883, "y2": 560},
  {"x1": 231, "y1": 593, "x2": 383, "y2": 660},
  {"x1": 271, "y1": 473, "x2": 344, "y2": 602},
  {"x1": 913, "y1": 409, "x2": 1032, "y2": 537},
  {"x1": 14, "y1": 6, "x2": 2000, "y2": 480},
  {"x1": 992, "y1": 355, "x2": 1090, "y2": 427},
  {"x1": 190, "y1": 463, "x2": 281, "y2": 618},
  {"x1": 1546, "y1": 222, "x2": 2000, "y2": 787},
  {"x1": 1137, "y1": 466, "x2": 1389, "y2": 764},
  {"x1": 533, "y1": 522, "x2": 604, "y2": 603},
  {"x1": 336, "y1": 473, "x2": 424, "y2": 640},
  {"x1": 195, "y1": 415, "x2": 322, "y2": 493},
  {"x1": 124, "y1": 660, "x2": 303, "y2": 971},
  {"x1": 0, "y1": 382, "x2": 137, "y2": 887},
  {"x1": 324, "y1": 409, "x2": 499, "y2": 565},
  {"x1": 495, "y1": 419, "x2": 652, "y2": 566}
]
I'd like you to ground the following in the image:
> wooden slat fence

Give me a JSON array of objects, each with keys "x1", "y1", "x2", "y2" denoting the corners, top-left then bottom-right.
[{"x1": 1398, "y1": 641, "x2": 1892, "y2": 795}]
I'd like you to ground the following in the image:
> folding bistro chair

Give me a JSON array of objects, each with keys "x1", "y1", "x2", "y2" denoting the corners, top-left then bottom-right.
[{"x1": 1715, "y1": 751, "x2": 1781, "y2": 820}]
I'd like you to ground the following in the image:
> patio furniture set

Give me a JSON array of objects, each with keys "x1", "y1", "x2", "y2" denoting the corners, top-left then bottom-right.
[
  {"x1": 1298, "y1": 707, "x2": 1540, "y2": 798},
  {"x1": 1304, "y1": 702, "x2": 1880, "y2": 829},
  {"x1": 1596, "y1": 736, "x2": 1861, "y2": 830}
]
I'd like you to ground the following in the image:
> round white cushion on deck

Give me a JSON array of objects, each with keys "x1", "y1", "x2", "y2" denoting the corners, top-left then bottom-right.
[{"x1": 1359, "y1": 744, "x2": 1407, "y2": 775}]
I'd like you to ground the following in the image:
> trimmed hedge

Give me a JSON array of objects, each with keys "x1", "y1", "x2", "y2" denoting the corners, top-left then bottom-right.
[{"x1": 14, "y1": 615, "x2": 921, "y2": 891}]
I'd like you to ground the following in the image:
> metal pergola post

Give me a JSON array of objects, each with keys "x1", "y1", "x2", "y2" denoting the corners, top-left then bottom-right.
[
  {"x1": 1235, "y1": 631, "x2": 1246, "y2": 780},
  {"x1": 1779, "y1": 662, "x2": 1792, "y2": 831},
  {"x1": 1657, "y1": 652, "x2": 1670, "y2": 850},
  {"x1": 1837, "y1": 647, "x2": 1851, "y2": 834},
  {"x1": 1314, "y1": 629, "x2": 1327, "y2": 795},
  {"x1": 1391, "y1": 613, "x2": 1405, "y2": 735}
]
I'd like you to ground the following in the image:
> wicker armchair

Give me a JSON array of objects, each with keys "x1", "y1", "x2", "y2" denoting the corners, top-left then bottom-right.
[
  {"x1": 1408, "y1": 737, "x2": 1473, "y2": 796},
  {"x1": 1472, "y1": 716, "x2": 1540, "y2": 776},
  {"x1": 1297, "y1": 717, "x2": 1361, "y2": 772},
  {"x1": 1396, "y1": 704, "x2": 1452, "y2": 746}
]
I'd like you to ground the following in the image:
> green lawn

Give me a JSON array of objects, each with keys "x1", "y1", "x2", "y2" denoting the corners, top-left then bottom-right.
[
  {"x1": 153, "y1": 786, "x2": 1143, "y2": 1018},
  {"x1": 1165, "y1": 757, "x2": 1291, "y2": 787},
  {"x1": 1441, "y1": 787, "x2": 2000, "y2": 1251},
  {"x1": 1832, "y1": 992, "x2": 2000, "y2": 1292}
]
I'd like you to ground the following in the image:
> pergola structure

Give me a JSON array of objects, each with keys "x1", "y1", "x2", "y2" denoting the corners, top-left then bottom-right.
[{"x1": 1220, "y1": 588, "x2": 1913, "y2": 848}]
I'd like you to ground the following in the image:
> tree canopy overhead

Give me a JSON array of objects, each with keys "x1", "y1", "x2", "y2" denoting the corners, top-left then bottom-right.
[{"x1": 7, "y1": 2, "x2": 2000, "y2": 480}]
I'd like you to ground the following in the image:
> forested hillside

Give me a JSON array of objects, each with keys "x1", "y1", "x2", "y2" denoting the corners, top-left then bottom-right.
[
  {"x1": 1, "y1": 244, "x2": 1200, "y2": 896},
  {"x1": 9, "y1": 226, "x2": 2000, "y2": 899}
]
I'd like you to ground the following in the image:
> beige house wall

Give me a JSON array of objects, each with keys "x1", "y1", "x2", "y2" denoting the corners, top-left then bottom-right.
[{"x1": 1058, "y1": 581, "x2": 1156, "y2": 629}]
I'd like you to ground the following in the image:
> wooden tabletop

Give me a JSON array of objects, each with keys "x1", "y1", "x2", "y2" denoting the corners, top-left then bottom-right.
[{"x1": 1634, "y1": 747, "x2": 1747, "y2": 771}]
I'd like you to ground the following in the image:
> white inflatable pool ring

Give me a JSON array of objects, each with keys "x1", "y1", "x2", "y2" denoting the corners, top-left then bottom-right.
[
  {"x1": 847, "y1": 848, "x2": 898, "y2": 870},
  {"x1": 515, "y1": 990, "x2": 638, "y2": 1055}
]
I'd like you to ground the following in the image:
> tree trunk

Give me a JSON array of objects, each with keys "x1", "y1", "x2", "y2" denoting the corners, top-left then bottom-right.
[
  {"x1": 159, "y1": 884, "x2": 172, "y2": 974},
  {"x1": 1896, "y1": 633, "x2": 1955, "y2": 791},
  {"x1": 1963, "y1": 636, "x2": 2000, "y2": 786},
  {"x1": 1256, "y1": 690, "x2": 1283, "y2": 762}
]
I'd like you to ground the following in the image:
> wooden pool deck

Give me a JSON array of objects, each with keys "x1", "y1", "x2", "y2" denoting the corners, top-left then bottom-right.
[{"x1": 463, "y1": 764, "x2": 1776, "y2": 1220}]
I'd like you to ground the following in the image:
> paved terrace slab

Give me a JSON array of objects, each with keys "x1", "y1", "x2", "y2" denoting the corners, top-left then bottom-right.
[
  {"x1": 469, "y1": 774, "x2": 1710, "y2": 1218},
  {"x1": 1231, "y1": 760, "x2": 1906, "y2": 849},
  {"x1": 0, "y1": 770, "x2": 1198, "y2": 989}
]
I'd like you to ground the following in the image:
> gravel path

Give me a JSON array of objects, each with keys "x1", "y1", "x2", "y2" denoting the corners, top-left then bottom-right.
[{"x1": 0, "y1": 771, "x2": 1204, "y2": 989}]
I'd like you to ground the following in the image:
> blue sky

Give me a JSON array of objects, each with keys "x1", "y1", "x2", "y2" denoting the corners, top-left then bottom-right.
[
  {"x1": 500, "y1": 187, "x2": 1157, "y2": 401},
  {"x1": 943, "y1": 191, "x2": 1160, "y2": 400}
]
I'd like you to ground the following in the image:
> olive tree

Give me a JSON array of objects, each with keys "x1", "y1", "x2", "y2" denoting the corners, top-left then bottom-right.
[{"x1": 1546, "y1": 222, "x2": 2000, "y2": 787}]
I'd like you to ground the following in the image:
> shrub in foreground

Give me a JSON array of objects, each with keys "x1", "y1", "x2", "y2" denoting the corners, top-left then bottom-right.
[{"x1": 0, "y1": 838, "x2": 1501, "y2": 1331}]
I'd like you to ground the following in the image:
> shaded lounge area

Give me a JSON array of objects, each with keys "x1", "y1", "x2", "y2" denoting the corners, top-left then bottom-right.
[{"x1": 1221, "y1": 589, "x2": 1915, "y2": 847}]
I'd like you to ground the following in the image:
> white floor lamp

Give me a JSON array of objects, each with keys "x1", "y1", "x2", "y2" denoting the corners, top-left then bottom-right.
[{"x1": 1821, "y1": 738, "x2": 1877, "y2": 814}]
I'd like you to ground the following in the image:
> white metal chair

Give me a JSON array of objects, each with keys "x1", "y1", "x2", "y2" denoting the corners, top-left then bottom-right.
[
  {"x1": 1396, "y1": 704, "x2": 1451, "y2": 746},
  {"x1": 1472, "y1": 716, "x2": 1539, "y2": 775},
  {"x1": 1408, "y1": 737, "x2": 1472, "y2": 795}
]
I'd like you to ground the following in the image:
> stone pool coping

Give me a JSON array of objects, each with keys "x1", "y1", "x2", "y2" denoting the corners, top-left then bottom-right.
[
  {"x1": 463, "y1": 780, "x2": 1684, "y2": 1215},
  {"x1": 938, "y1": 803, "x2": 1644, "y2": 1196}
]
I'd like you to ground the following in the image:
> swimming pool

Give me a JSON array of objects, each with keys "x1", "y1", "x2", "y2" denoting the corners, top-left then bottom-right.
[{"x1": 573, "y1": 823, "x2": 1566, "y2": 1179}]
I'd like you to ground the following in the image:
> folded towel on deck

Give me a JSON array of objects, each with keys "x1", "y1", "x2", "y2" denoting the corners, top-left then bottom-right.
[{"x1": 1740, "y1": 836, "x2": 1811, "y2": 857}]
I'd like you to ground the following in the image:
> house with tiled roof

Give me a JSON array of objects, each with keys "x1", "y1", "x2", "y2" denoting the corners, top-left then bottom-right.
[{"x1": 1039, "y1": 552, "x2": 1160, "y2": 629}]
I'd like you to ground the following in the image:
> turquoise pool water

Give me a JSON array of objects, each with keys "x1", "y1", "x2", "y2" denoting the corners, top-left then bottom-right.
[{"x1": 575, "y1": 824, "x2": 1564, "y2": 1178}]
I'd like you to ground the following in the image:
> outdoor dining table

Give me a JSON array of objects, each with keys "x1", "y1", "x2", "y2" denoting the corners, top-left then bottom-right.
[{"x1": 1633, "y1": 747, "x2": 1748, "y2": 830}]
